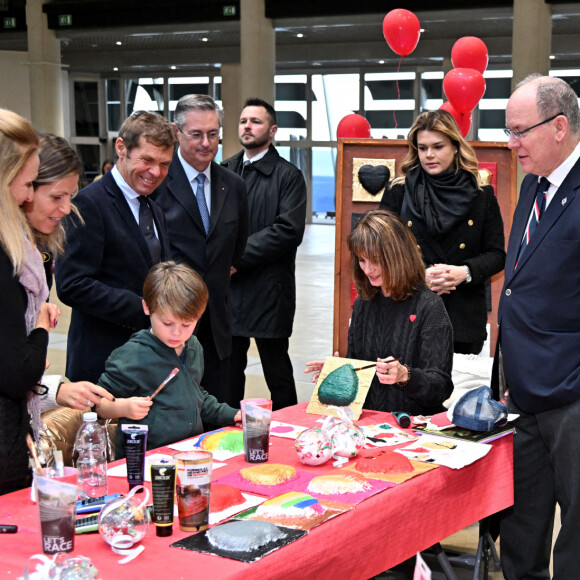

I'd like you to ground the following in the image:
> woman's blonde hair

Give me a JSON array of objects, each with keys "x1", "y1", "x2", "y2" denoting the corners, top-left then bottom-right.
[
  {"x1": 393, "y1": 110, "x2": 481, "y2": 186},
  {"x1": 28, "y1": 133, "x2": 83, "y2": 256},
  {"x1": 347, "y1": 209, "x2": 426, "y2": 302},
  {"x1": 0, "y1": 108, "x2": 39, "y2": 274}
]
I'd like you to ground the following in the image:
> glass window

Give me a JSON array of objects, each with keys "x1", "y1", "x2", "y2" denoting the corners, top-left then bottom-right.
[
  {"x1": 312, "y1": 73, "x2": 360, "y2": 141},
  {"x1": 275, "y1": 75, "x2": 308, "y2": 141},
  {"x1": 478, "y1": 70, "x2": 512, "y2": 142},
  {"x1": 125, "y1": 78, "x2": 165, "y2": 118},
  {"x1": 312, "y1": 147, "x2": 336, "y2": 218},
  {"x1": 74, "y1": 81, "x2": 99, "y2": 137},
  {"x1": 420, "y1": 71, "x2": 444, "y2": 112},
  {"x1": 550, "y1": 70, "x2": 580, "y2": 97},
  {"x1": 168, "y1": 77, "x2": 210, "y2": 121},
  {"x1": 106, "y1": 79, "x2": 121, "y2": 132},
  {"x1": 365, "y1": 72, "x2": 415, "y2": 139},
  {"x1": 75, "y1": 144, "x2": 100, "y2": 187}
]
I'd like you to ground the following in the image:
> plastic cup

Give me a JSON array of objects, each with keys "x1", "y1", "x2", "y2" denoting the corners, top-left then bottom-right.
[
  {"x1": 173, "y1": 450, "x2": 212, "y2": 532},
  {"x1": 241, "y1": 398, "x2": 272, "y2": 463},
  {"x1": 30, "y1": 467, "x2": 78, "y2": 503},
  {"x1": 35, "y1": 474, "x2": 78, "y2": 554}
]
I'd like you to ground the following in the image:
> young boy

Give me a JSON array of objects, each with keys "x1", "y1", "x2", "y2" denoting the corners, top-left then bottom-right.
[{"x1": 96, "y1": 261, "x2": 241, "y2": 458}]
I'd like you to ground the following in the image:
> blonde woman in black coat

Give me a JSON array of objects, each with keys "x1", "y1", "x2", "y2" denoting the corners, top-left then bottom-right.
[{"x1": 380, "y1": 110, "x2": 505, "y2": 354}]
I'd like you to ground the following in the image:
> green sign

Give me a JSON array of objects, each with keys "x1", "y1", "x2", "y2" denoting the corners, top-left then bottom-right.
[
  {"x1": 58, "y1": 14, "x2": 72, "y2": 26},
  {"x1": 3, "y1": 17, "x2": 16, "y2": 29},
  {"x1": 223, "y1": 5, "x2": 236, "y2": 17}
]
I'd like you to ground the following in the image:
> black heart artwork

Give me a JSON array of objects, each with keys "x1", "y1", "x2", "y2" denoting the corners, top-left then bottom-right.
[{"x1": 357, "y1": 164, "x2": 391, "y2": 196}]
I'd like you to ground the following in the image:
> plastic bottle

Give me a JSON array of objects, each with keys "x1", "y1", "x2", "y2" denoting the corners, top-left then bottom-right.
[{"x1": 74, "y1": 412, "x2": 108, "y2": 499}]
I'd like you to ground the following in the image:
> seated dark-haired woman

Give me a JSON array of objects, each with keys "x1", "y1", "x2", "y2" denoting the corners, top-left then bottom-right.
[{"x1": 306, "y1": 209, "x2": 453, "y2": 416}]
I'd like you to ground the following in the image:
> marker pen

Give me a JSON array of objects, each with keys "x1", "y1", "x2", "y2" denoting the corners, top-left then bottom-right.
[{"x1": 0, "y1": 524, "x2": 17, "y2": 533}]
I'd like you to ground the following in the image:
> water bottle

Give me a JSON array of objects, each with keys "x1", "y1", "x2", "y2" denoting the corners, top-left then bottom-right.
[{"x1": 74, "y1": 412, "x2": 108, "y2": 499}]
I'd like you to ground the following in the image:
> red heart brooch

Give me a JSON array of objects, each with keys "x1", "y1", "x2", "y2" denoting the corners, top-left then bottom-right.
[{"x1": 409, "y1": 315, "x2": 416, "y2": 322}]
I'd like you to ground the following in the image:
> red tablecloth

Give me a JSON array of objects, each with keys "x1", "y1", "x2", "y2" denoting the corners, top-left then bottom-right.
[{"x1": 0, "y1": 404, "x2": 513, "y2": 579}]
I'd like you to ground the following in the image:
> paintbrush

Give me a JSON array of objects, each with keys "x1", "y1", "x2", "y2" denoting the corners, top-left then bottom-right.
[
  {"x1": 150, "y1": 367, "x2": 179, "y2": 400},
  {"x1": 353, "y1": 357, "x2": 401, "y2": 372},
  {"x1": 353, "y1": 363, "x2": 377, "y2": 372},
  {"x1": 26, "y1": 434, "x2": 43, "y2": 475}
]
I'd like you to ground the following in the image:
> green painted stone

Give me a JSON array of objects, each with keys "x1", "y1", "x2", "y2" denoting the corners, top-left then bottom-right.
[{"x1": 318, "y1": 363, "x2": 359, "y2": 406}]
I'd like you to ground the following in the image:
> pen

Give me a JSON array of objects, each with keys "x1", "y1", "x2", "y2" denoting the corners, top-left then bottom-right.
[{"x1": 0, "y1": 525, "x2": 17, "y2": 533}]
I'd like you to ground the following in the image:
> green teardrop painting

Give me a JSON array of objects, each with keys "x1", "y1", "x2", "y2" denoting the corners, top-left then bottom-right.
[{"x1": 318, "y1": 363, "x2": 359, "y2": 406}]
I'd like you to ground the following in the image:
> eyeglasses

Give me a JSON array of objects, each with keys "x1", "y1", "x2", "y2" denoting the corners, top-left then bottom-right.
[
  {"x1": 504, "y1": 112, "x2": 564, "y2": 140},
  {"x1": 177, "y1": 126, "x2": 220, "y2": 142}
]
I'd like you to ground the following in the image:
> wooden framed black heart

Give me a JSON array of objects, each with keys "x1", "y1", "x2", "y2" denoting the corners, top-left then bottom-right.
[{"x1": 357, "y1": 164, "x2": 391, "y2": 196}]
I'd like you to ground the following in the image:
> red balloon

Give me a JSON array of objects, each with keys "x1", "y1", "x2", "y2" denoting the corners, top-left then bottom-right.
[
  {"x1": 439, "y1": 101, "x2": 472, "y2": 137},
  {"x1": 336, "y1": 114, "x2": 371, "y2": 139},
  {"x1": 383, "y1": 9, "x2": 421, "y2": 57},
  {"x1": 451, "y1": 37, "x2": 489, "y2": 74},
  {"x1": 443, "y1": 68, "x2": 486, "y2": 114}
]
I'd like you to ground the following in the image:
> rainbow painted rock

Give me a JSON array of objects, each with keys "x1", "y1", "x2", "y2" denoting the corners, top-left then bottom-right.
[{"x1": 295, "y1": 428, "x2": 333, "y2": 466}]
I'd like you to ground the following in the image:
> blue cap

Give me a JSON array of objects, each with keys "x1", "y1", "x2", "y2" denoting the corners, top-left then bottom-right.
[{"x1": 452, "y1": 386, "x2": 507, "y2": 432}]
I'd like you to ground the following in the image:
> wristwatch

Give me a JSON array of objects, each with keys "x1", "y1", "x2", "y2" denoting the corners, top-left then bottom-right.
[{"x1": 463, "y1": 265, "x2": 472, "y2": 284}]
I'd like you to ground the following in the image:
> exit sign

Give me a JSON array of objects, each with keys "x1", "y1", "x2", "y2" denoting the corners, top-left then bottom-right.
[
  {"x1": 3, "y1": 17, "x2": 16, "y2": 29},
  {"x1": 223, "y1": 5, "x2": 236, "y2": 17},
  {"x1": 58, "y1": 14, "x2": 72, "y2": 26}
]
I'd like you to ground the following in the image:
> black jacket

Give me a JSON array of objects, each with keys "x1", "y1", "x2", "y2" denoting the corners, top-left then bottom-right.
[
  {"x1": 380, "y1": 180, "x2": 505, "y2": 345},
  {"x1": 0, "y1": 246, "x2": 48, "y2": 494},
  {"x1": 55, "y1": 172, "x2": 171, "y2": 383},
  {"x1": 221, "y1": 145, "x2": 307, "y2": 338},
  {"x1": 153, "y1": 154, "x2": 249, "y2": 359}
]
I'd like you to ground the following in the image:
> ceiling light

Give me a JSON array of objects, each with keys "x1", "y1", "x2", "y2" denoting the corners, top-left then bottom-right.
[
  {"x1": 202, "y1": 37, "x2": 208, "y2": 42},
  {"x1": 379, "y1": 60, "x2": 385, "y2": 64},
  {"x1": 116, "y1": 41, "x2": 122, "y2": 46},
  {"x1": 113, "y1": 67, "x2": 119, "y2": 71},
  {"x1": 171, "y1": 66, "x2": 176, "y2": 70},
  {"x1": 549, "y1": 55, "x2": 556, "y2": 60},
  {"x1": 420, "y1": 28, "x2": 425, "y2": 33},
  {"x1": 297, "y1": 33, "x2": 304, "y2": 38}
]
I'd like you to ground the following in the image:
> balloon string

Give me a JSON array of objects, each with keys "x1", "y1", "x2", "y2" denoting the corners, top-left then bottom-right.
[{"x1": 393, "y1": 56, "x2": 404, "y2": 130}]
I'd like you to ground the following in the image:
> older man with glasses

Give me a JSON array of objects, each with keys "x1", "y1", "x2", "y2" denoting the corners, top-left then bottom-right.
[
  {"x1": 153, "y1": 95, "x2": 249, "y2": 409},
  {"x1": 493, "y1": 74, "x2": 580, "y2": 580}
]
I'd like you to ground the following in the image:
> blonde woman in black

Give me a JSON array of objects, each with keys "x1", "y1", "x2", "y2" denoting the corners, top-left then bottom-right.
[{"x1": 380, "y1": 110, "x2": 505, "y2": 355}]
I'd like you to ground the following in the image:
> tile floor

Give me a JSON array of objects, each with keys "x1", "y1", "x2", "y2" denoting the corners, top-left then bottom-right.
[{"x1": 47, "y1": 223, "x2": 560, "y2": 579}]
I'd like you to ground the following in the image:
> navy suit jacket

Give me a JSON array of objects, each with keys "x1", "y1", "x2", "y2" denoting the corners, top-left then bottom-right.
[
  {"x1": 55, "y1": 171, "x2": 171, "y2": 383},
  {"x1": 152, "y1": 153, "x2": 249, "y2": 360},
  {"x1": 497, "y1": 157, "x2": 580, "y2": 413}
]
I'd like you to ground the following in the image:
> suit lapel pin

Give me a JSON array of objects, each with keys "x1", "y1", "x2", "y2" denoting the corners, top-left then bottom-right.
[{"x1": 562, "y1": 197, "x2": 567, "y2": 206}]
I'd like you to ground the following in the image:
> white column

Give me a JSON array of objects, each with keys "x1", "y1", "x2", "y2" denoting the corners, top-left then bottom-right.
[
  {"x1": 25, "y1": 0, "x2": 64, "y2": 134},
  {"x1": 240, "y1": 0, "x2": 275, "y2": 105},
  {"x1": 221, "y1": 63, "x2": 241, "y2": 160},
  {"x1": 512, "y1": 0, "x2": 551, "y2": 89}
]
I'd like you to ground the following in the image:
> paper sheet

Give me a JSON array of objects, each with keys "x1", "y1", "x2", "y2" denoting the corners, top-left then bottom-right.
[{"x1": 395, "y1": 434, "x2": 491, "y2": 469}]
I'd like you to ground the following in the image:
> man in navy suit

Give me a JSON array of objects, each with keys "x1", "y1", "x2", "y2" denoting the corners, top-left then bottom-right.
[
  {"x1": 153, "y1": 95, "x2": 248, "y2": 407},
  {"x1": 497, "y1": 75, "x2": 580, "y2": 580},
  {"x1": 56, "y1": 111, "x2": 176, "y2": 383}
]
